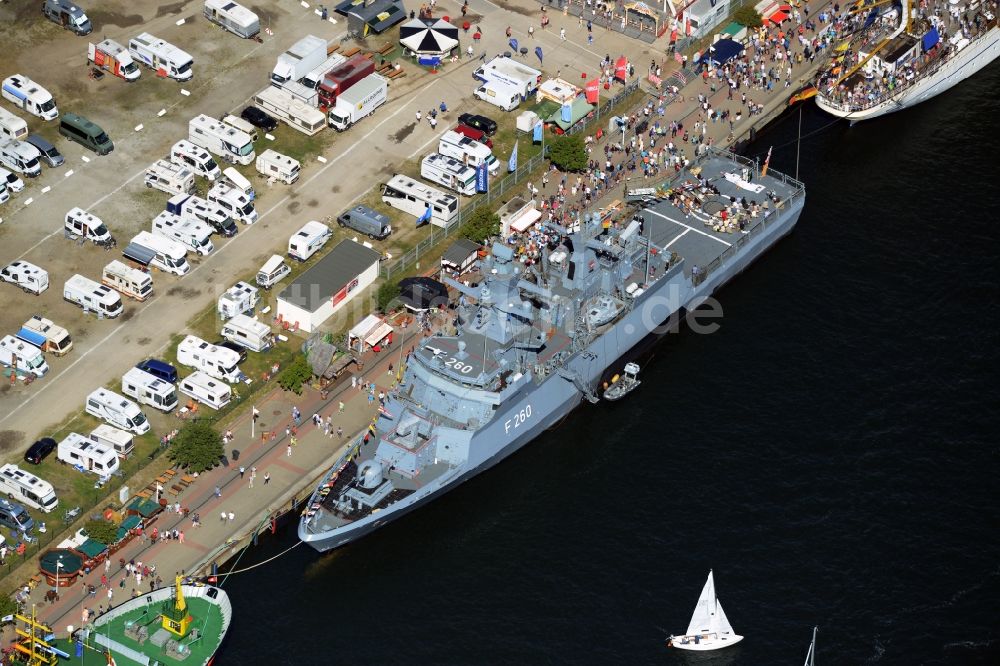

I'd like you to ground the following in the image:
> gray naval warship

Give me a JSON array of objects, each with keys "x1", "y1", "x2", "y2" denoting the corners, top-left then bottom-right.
[{"x1": 299, "y1": 148, "x2": 806, "y2": 552}]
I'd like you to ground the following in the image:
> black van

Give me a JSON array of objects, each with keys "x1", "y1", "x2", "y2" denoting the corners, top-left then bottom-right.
[{"x1": 59, "y1": 113, "x2": 114, "y2": 155}]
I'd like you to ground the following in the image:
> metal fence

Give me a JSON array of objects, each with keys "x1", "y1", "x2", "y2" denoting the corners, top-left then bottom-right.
[{"x1": 381, "y1": 80, "x2": 643, "y2": 281}]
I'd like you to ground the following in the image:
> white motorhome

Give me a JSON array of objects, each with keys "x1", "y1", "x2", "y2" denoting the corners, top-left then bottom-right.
[
  {"x1": 1, "y1": 260, "x2": 48, "y2": 295},
  {"x1": 221, "y1": 114, "x2": 258, "y2": 143},
  {"x1": 152, "y1": 210, "x2": 215, "y2": 255},
  {"x1": 421, "y1": 153, "x2": 478, "y2": 196},
  {"x1": 0, "y1": 177, "x2": 7, "y2": 204},
  {"x1": 167, "y1": 193, "x2": 238, "y2": 237},
  {"x1": 222, "y1": 166, "x2": 254, "y2": 200},
  {"x1": 85, "y1": 387, "x2": 150, "y2": 434},
  {"x1": 128, "y1": 33, "x2": 194, "y2": 81},
  {"x1": 204, "y1": 0, "x2": 260, "y2": 38},
  {"x1": 170, "y1": 139, "x2": 221, "y2": 180},
  {"x1": 0, "y1": 334, "x2": 48, "y2": 378},
  {"x1": 0, "y1": 139, "x2": 42, "y2": 177},
  {"x1": 121, "y1": 366, "x2": 178, "y2": 413},
  {"x1": 474, "y1": 56, "x2": 542, "y2": 98},
  {"x1": 251, "y1": 86, "x2": 326, "y2": 136},
  {"x1": 145, "y1": 159, "x2": 196, "y2": 195},
  {"x1": 207, "y1": 182, "x2": 257, "y2": 224},
  {"x1": 102, "y1": 260, "x2": 153, "y2": 301},
  {"x1": 2, "y1": 75, "x2": 59, "y2": 120},
  {"x1": 179, "y1": 370, "x2": 232, "y2": 410},
  {"x1": 65, "y1": 207, "x2": 114, "y2": 246},
  {"x1": 177, "y1": 335, "x2": 243, "y2": 382},
  {"x1": 125, "y1": 231, "x2": 190, "y2": 276},
  {"x1": 218, "y1": 281, "x2": 259, "y2": 320},
  {"x1": 255, "y1": 149, "x2": 300, "y2": 184},
  {"x1": 56, "y1": 433, "x2": 120, "y2": 476},
  {"x1": 0, "y1": 108, "x2": 29, "y2": 142},
  {"x1": 288, "y1": 220, "x2": 331, "y2": 261},
  {"x1": 222, "y1": 314, "x2": 274, "y2": 352},
  {"x1": 63, "y1": 274, "x2": 123, "y2": 318},
  {"x1": 256, "y1": 254, "x2": 290, "y2": 290},
  {"x1": 438, "y1": 130, "x2": 499, "y2": 175},
  {"x1": 474, "y1": 80, "x2": 522, "y2": 112},
  {"x1": 89, "y1": 424, "x2": 134, "y2": 458},
  {"x1": 22, "y1": 315, "x2": 73, "y2": 356},
  {"x1": 381, "y1": 174, "x2": 459, "y2": 227},
  {"x1": 0, "y1": 464, "x2": 58, "y2": 513},
  {"x1": 188, "y1": 114, "x2": 254, "y2": 165}
]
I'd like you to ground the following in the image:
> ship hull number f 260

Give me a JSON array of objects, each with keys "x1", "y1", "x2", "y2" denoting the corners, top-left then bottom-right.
[
  {"x1": 504, "y1": 404, "x2": 533, "y2": 435},
  {"x1": 445, "y1": 357, "x2": 474, "y2": 374}
]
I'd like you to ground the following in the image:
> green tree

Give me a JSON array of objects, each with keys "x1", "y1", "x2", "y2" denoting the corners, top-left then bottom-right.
[
  {"x1": 277, "y1": 354, "x2": 313, "y2": 395},
  {"x1": 0, "y1": 595, "x2": 17, "y2": 617},
  {"x1": 169, "y1": 422, "x2": 224, "y2": 472},
  {"x1": 462, "y1": 206, "x2": 501, "y2": 244},
  {"x1": 376, "y1": 281, "x2": 401, "y2": 313},
  {"x1": 733, "y1": 7, "x2": 763, "y2": 28},
  {"x1": 548, "y1": 134, "x2": 588, "y2": 172},
  {"x1": 83, "y1": 519, "x2": 118, "y2": 545}
]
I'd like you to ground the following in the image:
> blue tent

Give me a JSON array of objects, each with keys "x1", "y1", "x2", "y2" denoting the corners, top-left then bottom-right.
[{"x1": 698, "y1": 38, "x2": 745, "y2": 66}]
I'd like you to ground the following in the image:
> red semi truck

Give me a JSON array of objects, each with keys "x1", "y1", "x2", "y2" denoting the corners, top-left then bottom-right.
[{"x1": 317, "y1": 54, "x2": 375, "y2": 110}]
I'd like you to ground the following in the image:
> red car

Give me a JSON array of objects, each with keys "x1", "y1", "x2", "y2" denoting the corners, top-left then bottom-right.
[{"x1": 453, "y1": 123, "x2": 494, "y2": 148}]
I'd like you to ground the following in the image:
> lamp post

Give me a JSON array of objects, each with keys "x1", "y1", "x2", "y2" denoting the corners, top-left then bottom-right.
[{"x1": 55, "y1": 555, "x2": 64, "y2": 591}]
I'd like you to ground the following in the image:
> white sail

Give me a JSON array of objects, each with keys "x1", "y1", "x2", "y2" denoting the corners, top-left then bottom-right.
[
  {"x1": 685, "y1": 570, "x2": 717, "y2": 635},
  {"x1": 714, "y1": 597, "x2": 735, "y2": 636},
  {"x1": 804, "y1": 627, "x2": 817, "y2": 666}
]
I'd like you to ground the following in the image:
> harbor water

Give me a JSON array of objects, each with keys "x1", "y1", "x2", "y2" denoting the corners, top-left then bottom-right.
[{"x1": 219, "y1": 62, "x2": 1000, "y2": 664}]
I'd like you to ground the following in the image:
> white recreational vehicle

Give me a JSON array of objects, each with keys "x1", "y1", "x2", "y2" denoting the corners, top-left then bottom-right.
[
  {"x1": 57, "y1": 433, "x2": 120, "y2": 476},
  {"x1": 0, "y1": 139, "x2": 41, "y2": 177},
  {"x1": 22, "y1": 315, "x2": 73, "y2": 356},
  {"x1": 438, "y1": 130, "x2": 500, "y2": 175},
  {"x1": 255, "y1": 149, "x2": 300, "y2": 184},
  {"x1": 222, "y1": 166, "x2": 254, "y2": 200},
  {"x1": 125, "y1": 231, "x2": 190, "y2": 276},
  {"x1": 85, "y1": 387, "x2": 150, "y2": 434},
  {"x1": 145, "y1": 159, "x2": 196, "y2": 195},
  {"x1": 188, "y1": 114, "x2": 254, "y2": 165},
  {"x1": 102, "y1": 260, "x2": 153, "y2": 301},
  {"x1": 218, "y1": 281, "x2": 259, "y2": 320},
  {"x1": 121, "y1": 366, "x2": 178, "y2": 413},
  {"x1": 255, "y1": 254, "x2": 290, "y2": 290},
  {"x1": 128, "y1": 33, "x2": 194, "y2": 81},
  {"x1": 65, "y1": 206, "x2": 114, "y2": 246},
  {"x1": 177, "y1": 335, "x2": 243, "y2": 382},
  {"x1": 220, "y1": 114, "x2": 258, "y2": 143},
  {"x1": 207, "y1": 182, "x2": 257, "y2": 224},
  {"x1": 0, "y1": 108, "x2": 29, "y2": 142},
  {"x1": 152, "y1": 210, "x2": 215, "y2": 255},
  {"x1": 381, "y1": 174, "x2": 459, "y2": 228},
  {"x1": 63, "y1": 274, "x2": 124, "y2": 318},
  {"x1": 251, "y1": 86, "x2": 326, "y2": 136},
  {"x1": 473, "y1": 56, "x2": 542, "y2": 98},
  {"x1": 221, "y1": 314, "x2": 274, "y2": 352},
  {"x1": 0, "y1": 260, "x2": 48, "y2": 295},
  {"x1": 0, "y1": 334, "x2": 49, "y2": 378},
  {"x1": 179, "y1": 370, "x2": 232, "y2": 410},
  {"x1": 420, "y1": 153, "x2": 478, "y2": 196},
  {"x1": 89, "y1": 424, "x2": 134, "y2": 458},
  {"x1": 204, "y1": 0, "x2": 260, "y2": 39},
  {"x1": 2, "y1": 74, "x2": 59, "y2": 120},
  {"x1": 288, "y1": 220, "x2": 331, "y2": 261},
  {"x1": 0, "y1": 464, "x2": 58, "y2": 512},
  {"x1": 170, "y1": 139, "x2": 221, "y2": 181}
]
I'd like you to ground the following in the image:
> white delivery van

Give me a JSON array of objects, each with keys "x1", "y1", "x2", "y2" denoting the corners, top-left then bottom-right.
[
  {"x1": 0, "y1": 166, "x2": 25, "y2": 193},
  {"x1": 63, "y1": 274, "x2": 124, "y2": 318},
  {"x1": 217, "y1": 281, "x2": 259, "y2": 320},
  {"x1": 1, "y1": 260, "x2": 48, "y2": 295},
  {"x1": 125, "y1": 231, "x2": 190, "y2": 276},
  {"x1": 207, "y1": 182, "x2": 257, "y2": 224},
  {"x1": 169, "y1": 139, "x2": 221, "y2": 181},
  {"x1": 121, "y1": 366, "x2": 178, "y2": 413},
  {"x1": 128, "y1": 32, "x2": 194, "y2": 81},
  {"x1": 152, "y1": 211, "x2": 215, "y2": 255},
  {"x1": 222, "y1": 166, "x2": 254, "y2": 201},
  {"x1": 57, "y1": 433, "x2": 120, "y2": 476},
  {"x1": 221, "y1": 114, "x2": 258, "y2": 143},
  {"x1": 222, "y1": 314, "x2": 274, "y2": 352},
  {"x1": 85, "y1": 387, "x2": 150, "y2": 434},
  {"x1": 179, "y1": 370, "x2": 232, "y2": 410},
  {"x1": 176, "y1": 335, "x2": 243, "y2": 382},
  {"x1": 22, "y1": 315, "x2": 73, "y2": 356},
  {"x1": 256, "y1": 254, "x2": 290, "y2": 290},
  {"x1": 474, "y1": 80, "x2": 521, "y2": 112},
  {"x1": 0, "y1": 464, "x2": 58, "y2": 513},
  {"x1": 102, "y1": 260, "x2": 153, "y2": 301},
  {"x1": 0, "y1": 108, "x2": 29, "y2": 142},
  {"x1": 255, "y1": 149, "x2": 300, "y2": 184},
  {"x1": 145, "y1": 159, "x2": 196, "y2": 195},
  {"x1": 0, "y1": 334, "x2": 49, "y2": 378},
  {"x1": 0, "y1": 139, "x2": 42, "y2": 177},
  {"x1": 89, "y1": 424, "x2": 134, "y2": 458},
  {"x1": 65, "y1": 207, "x2": 115, "y2": 246},
  {"x1": 288, "y1": 220, "x2": 330, "y2": 261}
]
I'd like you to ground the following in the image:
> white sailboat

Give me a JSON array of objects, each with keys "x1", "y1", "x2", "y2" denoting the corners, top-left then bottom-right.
[
  {"x1": 667, "y1": 569, "x2": 743, "y2": 651},
  {"x1": 804, "y1": 626, "x2": 818, "y2": 666}
]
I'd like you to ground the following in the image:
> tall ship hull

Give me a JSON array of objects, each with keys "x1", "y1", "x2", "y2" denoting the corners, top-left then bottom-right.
[{"x1": 300, "y1": 149, "x2": 806, "y2": 553}]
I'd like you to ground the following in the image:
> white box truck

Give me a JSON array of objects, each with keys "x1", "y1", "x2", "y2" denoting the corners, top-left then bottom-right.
[
  {"x1": 124, "y1": 231, "x2": 190, "y2": 276},
  {"x1": 2, "y1": 75, "x2": 59, "y2": 121},
  {"x1": 121, "y1": 367, "x2": 178, "y2": 413},
  {"x1": 272, "y1": 35, "x2": 328, "y2": 85},
  {"x1": 0, "y1": 334, "x2": 49, "y2": 378},
  {"x1": 221, "y1": 314, "x2": 274, "y2": 352},
  {"x1": 152, "y1": 210, "x2": 215, "y2": 255},
  {"x1": 1, "y1": 260, "x2": 48, "y2": 295},
  {"x1": 255, "y1": 149, "x2": 300, "y2": 184},
  {"x1": 328, "y1": 73, "x2": 388, "y2": 131},
  {"x1": 188, "y1": 114, "x2": 254, "y2": 166},
  {"x1": 57, "y1": 433, "x2": 120, "y2": 476},
  {"x1": 177, "y1": 334, "x2": 243, "y2": 383},
  {"x1": 63, "y1": 274, "x2": 123, "y2": 318},
  {"x1": 204, "y1": 0, "x2": 260, "y2": 39},
  {"x1": 85, "y1": 387, "x2": 150, "y2": 434},
  {"x1": 288, "y1": 221, "x2": 331, "y2": 261},
  {"x1": 128, "y1": 33, "x2": 194, "y2": 81},
  {"x1": 102, "y1": 260, "x2": 153, "y2": 301}
]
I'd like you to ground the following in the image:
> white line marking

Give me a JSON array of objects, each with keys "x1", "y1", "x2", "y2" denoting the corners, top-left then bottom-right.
[
  {"x1": 157, "y1": 109, "x2": 167, "y2": 117},
  {"x1": 41, "y1": 186, "x2": 51, "y2": 194},
  {"x1": 134, "y1": 124, "x2": 144, "y2": 132},
  {"x1": 176, "y1": 18, "x2": 185, "y2": 26},
  {"x1": 23, "y1": 198, "x2": 33, "y2": 206},
  {"x1": 665, "y1": 228, "x2": 689, "y2": 248},
  {"x1": 181, "y1": 89, "x2": 191, "y2": 96},
  {"x1": 64, "y1": 170, "x2": 74, "y2": 178},
  {"x1": 265, "y1": 133, "x2": 275, "y2": 141},
  {"x1": 81, "y1": 156, "x2": 90, "y2": 163},
  {"x1": 316, "y1": 156, "x2": 327, "y2": 163},
  {"x1": 644, "y1": 208, "x2": 732, "y2": 246}
]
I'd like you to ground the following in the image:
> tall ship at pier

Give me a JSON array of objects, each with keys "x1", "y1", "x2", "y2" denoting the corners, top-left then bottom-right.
[
  {"x1": 299, "y1": 149, "x2": 806, "y2": 553},
  {"x1": 814, "y1": 0, "x2": 999, "y2": 122}
]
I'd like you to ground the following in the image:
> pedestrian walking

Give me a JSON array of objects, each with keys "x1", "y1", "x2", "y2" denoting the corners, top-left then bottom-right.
[
  {"x1": 104, "y1": 559, "x2": 110, "y2": 573},
  {"x1": 287, "y1": 444, "x2": 292, "y2": 457},
  {"x1": 560, "y1": 27, "x2": 566, "y2": 40},
  {"x1": 228, "y1": 512, "x2": 235, "y2": 523},
  {"x1": 239, "y1": 466, "x2": 245, "y2": 479},
  {"x1": 528, "y1": 25, "x2": 534, "y2": 38},
  {"x1": 179, "y1": 531, "x2": 185, "y2": 544},
  {"x1": 220, "y1": 511, "x2": 226, "y2": 522},
  {"x1": 339, "y1": 401, "x2": 345, "y2": 413},
  {"x1": 264, "y1": 472, "x2": 271, "y2": 485},
  {"x1": 336, "y1": 426, "x2": 344, "y2": 439},
  {"x1": 214, "y1": 486, "x2": 221, "y2": 498},
  {"x1": 429, "y1": 115, "x2": 437, "y2": 129},
  {"x1": 416, "y1": 110, "x2": 422, "y2": 122}
]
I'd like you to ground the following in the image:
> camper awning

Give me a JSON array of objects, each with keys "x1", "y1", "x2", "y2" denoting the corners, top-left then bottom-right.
[
  {"x1": 349, "y1": 314, "x2": 392, "y2": 347},
  {"x1": 350, "y1": 314, "x2": 382, "y2": 341},
  {"x1": 123, "y1": 242, "x2": 155, "y2": 267},
  {"x1": 510, "y1": 208, "x2": 542, "y2": 233}
]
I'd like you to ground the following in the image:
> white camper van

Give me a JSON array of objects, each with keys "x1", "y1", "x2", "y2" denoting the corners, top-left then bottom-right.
[
  {"x1": 57, "y1": 433, "x2": 120, "y2": 476},
  {"x1": 63, "y1": 275, "x2": 123, "y2": 318},
  {"x1": 176, "y1": 335, "x2": 243, "y2": 382},
  {"x1": 102, "y1": 260, "x2": 152, "y2": 301},
  {"x1": 420, "y1": 153, "x2": 478, "y2": 196},
  {"x1": 65, "y1": 207, "x2": 114, "y2": 246},
  {"x1": 22, "y1": 315, "x2": 72, "y2": 356},
  {"x1": 121, "y1": 367, "x2": 178, "y2": 413},
  {"x1": 2, "y1": 74, "x2": 59, "y2": 120},
  {"x1": 204, "y1": 0, "x2": 260, "y2": 39},
  {"x1": 218, "y1": 281, "x2": 259, "y2": 320},
  {"x1": 0, "y1": 139, "x2": 42, "y2": 177},
  {"x1": 255, "y1": 149, "x2": 300, "y2": 184},
  {"x1": 0, "y1": 334, "x2": 49, "y2": 378},
  {"x1": 170, "y1": 139, "x2": 221, "y2": 181},
  {"x1": 438, "y1": 130, "x2": 499, "y2": 175},
  {"x1": 222, "y1": 314, "x2": 274, "y2": 352},
  {"x1": 0, "y1": 464, "x2": 58, "y2": 512},
  {"x1": 89, "y1": 424, "x2": 134, "y2": 458},
  {"x1": 288, "y1": 220, "x2": 330, "y2": 261},
  {"x1": 145, "y1": 159, "x2": 196, "y2": 195},
  {"x1": 222, "y1": 166, "x2": 254, "y2": 201},
  {"x1": 85, "y1": 387, "x2": 150, "y2": 435},
  {"x1": 178, "y1": 370, "x2": 232, "y2": 410},
  {"x1": 255, "y1": 254, "x2": 290, "y2": 290},
  {"x1": 473, "y1": 80, "x2": 522, "y2": 112},
  {"x1": 125, "y1": 231, "x2": 190, "y2": 276},
  {"x1": 1, "y1": 260, "x2": 48, "y2": 295},
  {"x1": 188, "y1": 113, "x2": 254, "y2": 165},
  {"x1": 152, "y1": 211, "x2": 215, "y2": 255},
  {"x1": 207, "y1": 182, "x2": 257, "y2": 224},
  {"x1": 128, "y1": 33, "x2": 194, "y2": 81},
  {"x1": 0, "y1": 108, "x2": 29, "y2": 142}
]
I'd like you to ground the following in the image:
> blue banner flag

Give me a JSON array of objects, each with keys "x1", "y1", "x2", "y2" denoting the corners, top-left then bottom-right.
[
  {"x1": 508, "y1": 141, "x2": 518, "y2": 173},
  {"x1": 476, "y1": 161, "x2": 489, "y2": 193},
  {"x1": 532, "y1": 121, "x2": 543, "y2": 143},
  {"x1": 535, "y1": 46, "x2": 543, "y2": 64},
  {"x1": 509, "y1": 38, "x2": 518, "y2": 53},
  {"x1": 561, "y1": 103, "x2": 572, "y2": 123},
  {"x1": 417, "y1": 206, "x2": 432, "y2": 225}
]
